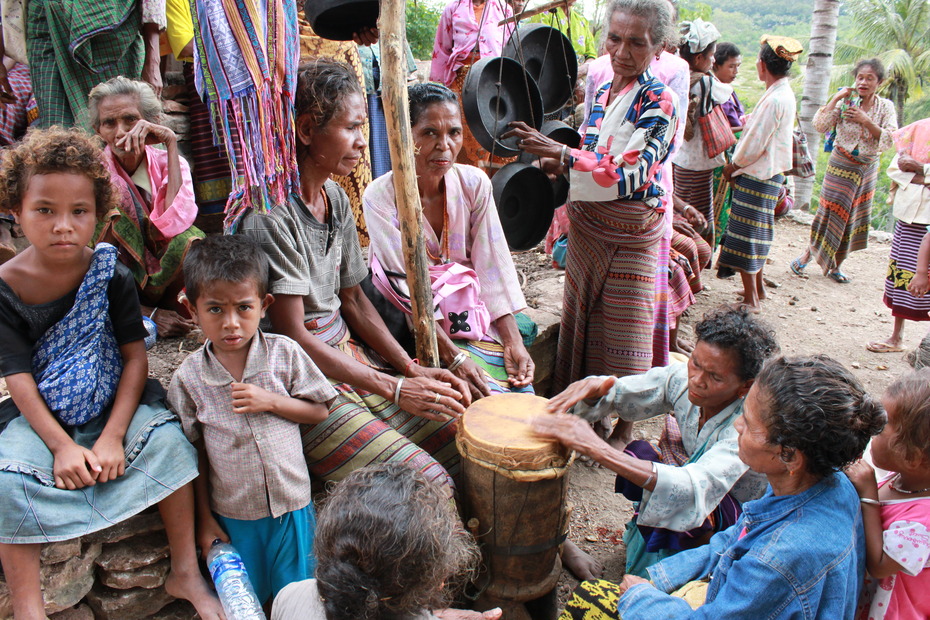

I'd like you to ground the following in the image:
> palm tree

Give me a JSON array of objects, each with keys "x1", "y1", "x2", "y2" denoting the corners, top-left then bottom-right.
[
  {"x1": 795, "y1": 0, "x2": 841, "y2": 212},
  {"x1": 837, "y1": 0, "x2": 930, "y2": 125}
]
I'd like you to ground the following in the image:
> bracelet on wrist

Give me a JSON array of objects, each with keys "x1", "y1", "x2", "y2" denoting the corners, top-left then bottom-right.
[
  {"x1": 404, "y1": 358, "x2": 420, "y2": 377},
  {"x1": 448, "y1": 352, "x2": 469, "y2": 372},
  {"x1": 859, "y1": 497, "x2": 881, "y2": 506},
  {"x1": 393, "y1": 377, "x2": 405, "y2": 404}
]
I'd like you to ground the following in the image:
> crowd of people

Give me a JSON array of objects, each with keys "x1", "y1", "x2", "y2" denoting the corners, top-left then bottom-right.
[{"x1": 0, "y1": 0, "x2": 929, "y2": 619}]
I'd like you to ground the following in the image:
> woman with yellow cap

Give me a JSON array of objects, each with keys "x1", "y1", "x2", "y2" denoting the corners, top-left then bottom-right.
[{"x1": 716, "y1": 36, "x2": 801, "y2": 313}]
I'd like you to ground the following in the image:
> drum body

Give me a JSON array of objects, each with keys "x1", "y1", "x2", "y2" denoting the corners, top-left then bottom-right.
[{"x1": 457, "y1": 393, "x2": 570, "y2": 602}]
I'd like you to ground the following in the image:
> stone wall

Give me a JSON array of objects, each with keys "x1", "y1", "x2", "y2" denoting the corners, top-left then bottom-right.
[{"x1": 0, "y1": 510, "x2": 198, "y2": 620}]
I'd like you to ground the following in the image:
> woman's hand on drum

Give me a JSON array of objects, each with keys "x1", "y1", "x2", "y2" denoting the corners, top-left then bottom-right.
[
  {"x1": 397, "y1": 374, "x2": 467, "y2": 422},
  {"x1": 531, "y1": 413, "x2": 602, "y2": 457},
  {"x1": 409, "y1": 365, "x2": 472, "y2": 406},
  {"x1": 546, "y1": 376, "x2": 616, "y2": 414},
  {"x1": 502, "y1": 121, "x2": 563, "y2": 159},
  {"x1": 453, "y1": 357, "x2": 493, "y2": 401},
  {"x1": 504, "y1": 342, "x2": 534, "y2": 388}
]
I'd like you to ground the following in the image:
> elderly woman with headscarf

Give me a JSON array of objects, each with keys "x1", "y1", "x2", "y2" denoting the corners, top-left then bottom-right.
[
  {"x1": 717, "y1": 36, "x2": 800, "y2": 313},
  {"x1": 869, "y1": 118, "x2": 930, "y2": 353},
  {"x1": 672, "y1": 19, "x2": 731, "y2": 248},
  {"x1": 505, "y1": 0, "x2": 679, "y2": 390},
  {"x1": 90, "y1": 76, "x2": 204, "y2": 338}
]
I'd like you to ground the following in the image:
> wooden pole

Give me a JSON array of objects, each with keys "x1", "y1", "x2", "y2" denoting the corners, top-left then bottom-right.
[
  {"x1": 498, "y1": 0, "x2": 570, "y2": 25},
  {"x1": 380, "y1": 0, "x2": 440, "y2": 367}
]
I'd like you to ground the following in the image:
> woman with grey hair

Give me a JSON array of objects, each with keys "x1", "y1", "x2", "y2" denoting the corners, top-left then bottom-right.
[
  {"x1": 504, "y1": 0, "x2": 679, "y2": 391},
  {"x1": 89, "y1": 76, "x2": 204, "y2": 338}
]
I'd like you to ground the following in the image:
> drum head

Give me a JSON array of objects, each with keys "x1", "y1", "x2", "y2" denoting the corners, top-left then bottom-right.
[
  {"x1": 457, "y1": 393, "x2": 570, "y2": 479},
  {"x1": 461, "y1": 56, "x2": 543, "y2": 157},
  {"x1": 304, "y1": 0, "x2": 379, "y2": 41},
  {"x1": 492, "y1": 162, "x2": 554, "y2": 251},
  {"x1": 503, "y1": 24, "x2": 578, "y2": 114}
]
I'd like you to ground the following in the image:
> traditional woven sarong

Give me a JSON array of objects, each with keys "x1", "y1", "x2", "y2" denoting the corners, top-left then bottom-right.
[
  {"x1": 183, "y1": 63, "x2": 234, "y2": 229},
  {"x1": 673, "y1": 165, "x2": 715, "y2": 243},
  {"x1": 299, "y1": 312, "x2": 459, "y2": 497},
  {"x1": 809, "y1": 148, "x2": 878, "y2": 273},
  {"x1": 651, "y1": 226, "x2": 670, "y2": 368},
  {"x1": 672, "y1": 225, "x2": 710, "y2": 294},
  {"x1": 96, "y1": 167, "x2": 204, "y2": 302},
  {"x1": 716, "y1": 174, "x2": 784, "y2": 275},
  {"x1": 668, "y1": 250, "x2": 695, "y2": 327},
  {"x1": 617, "y1": 415, "x2": 743, "y2": 577},
  {"x1": 298, "y1": 19, "x2": 372, "y2": 246},
  {"x1": 33, "y1": 244, "x2": 122, "y2": 427},
  {"x1": 0, "y1": 62, "x2": 32, "y2": 145},
  {"x1": 884, "y1": 221, "x2": 930, "y2": 321},
  {"x1": 191, "y1": 0, "x2": 299, "y2": 231},
  {"x1": 553, "y1": 199, "x2": 665, "y2": 391},
  {"x1": 27, "y1": 0, "x2": 144, "y2": 128},
  {"x1": 559, "y1": 579, "x2": 707, "y2": 618},
  {"x1": 454, "y1": 340, "x2": 535, "y2": 395}
]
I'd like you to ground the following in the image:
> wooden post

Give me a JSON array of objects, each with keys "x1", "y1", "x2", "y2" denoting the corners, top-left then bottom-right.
[{"x1": 380, "y1": 0, "x2": 440, "y2": 367}]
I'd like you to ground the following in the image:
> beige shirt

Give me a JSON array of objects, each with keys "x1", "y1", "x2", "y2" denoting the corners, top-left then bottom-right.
[
  {"x1": 732, "y1": 78, "x2": 796, "y2": 180},
  {"x1": 168, "y1": 331, "x2": 338, "y2": 520},
  {"x1": 889, "y1": 154, "x2": 930, "y2": 225}
]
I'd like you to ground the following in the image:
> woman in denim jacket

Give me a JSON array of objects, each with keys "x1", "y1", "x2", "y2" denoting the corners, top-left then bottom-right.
[{"x1": 561, "y1": 356, "x2": 885, "y2": 619}]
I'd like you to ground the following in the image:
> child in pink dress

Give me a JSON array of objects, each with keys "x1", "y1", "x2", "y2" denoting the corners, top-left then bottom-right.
[{"x1": 847, "y1": 370, "x2": 930, "y2": 620}]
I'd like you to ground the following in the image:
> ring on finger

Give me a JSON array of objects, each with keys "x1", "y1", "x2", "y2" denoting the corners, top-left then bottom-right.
[{"x1": 433, "y1": 393, "x2": 441, "y2": 404}]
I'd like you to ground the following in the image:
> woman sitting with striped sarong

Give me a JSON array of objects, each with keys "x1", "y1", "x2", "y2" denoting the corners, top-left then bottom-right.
[
  {"x1": 718, "y1": 36, "x2": 800, "y2": 312},
  {"x1": 505, "y1": 0, "x2": 679, "y2": 391},
  {"x1": 791, "y1": 58, "x2": 897, "y2": 284},
  {"x1": 363, "y1": 83, "x2": 534, "y2": 400},
  {"x1": 240, "y1": 60, "x2": 469, "y2": 498}
]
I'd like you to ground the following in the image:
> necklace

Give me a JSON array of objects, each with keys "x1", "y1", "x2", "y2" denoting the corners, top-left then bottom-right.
[
  {"x1": 890, "y1": 473, "x2": 930, "y2": 495},
  {"x1": 424, "y1": 194, "x2": 449, "y2": 264}
]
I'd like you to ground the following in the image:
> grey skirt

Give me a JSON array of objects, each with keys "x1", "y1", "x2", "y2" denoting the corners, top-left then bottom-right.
[{"x1": 0, "y1": 400, "x2": 197, "y2": 544}]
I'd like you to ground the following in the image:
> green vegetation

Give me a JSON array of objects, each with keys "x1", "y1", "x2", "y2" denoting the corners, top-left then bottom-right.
[{"x1": 407, "y1": 0, "x2": 442, "y2": 60}]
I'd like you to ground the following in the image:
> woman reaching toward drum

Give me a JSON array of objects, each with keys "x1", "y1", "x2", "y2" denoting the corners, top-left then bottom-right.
[
  {"x1": 559, "y1": 355, "x2": 883, "y2": 619},
  {"x1": 363, "y1": 83, "x2": 534, "y2": 401},
  {"x1": 534, "y1": 307, "x2": 778, "y2": 580},
  {"x1": 504, "y1": 0, "x2": 678, "y2": 391}
]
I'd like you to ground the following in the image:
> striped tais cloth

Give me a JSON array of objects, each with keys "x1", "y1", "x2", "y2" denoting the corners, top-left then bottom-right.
[
  {"x1": 454, "y1": 340, "x2": 535, "y2": 395},
  {"x1": 809, "y1": 148, "x2": 878, "y2": 273},
  {"x1": 651, "y1": 223, "x2": 670, "y2": 368},
  {"x1": 668, "y1": 250, "x2": 695, "y2": 327},
  {"x1": 671, "y1": 225, "x2": 711, "y2": 293},
  {"x1": 299, "y1": 312, "x2": 459, "y2": 498},
  {"x1": 717, "y1": 173, "x2": 784, "y2": 275},
  {"x1": 884, "y1": 221, "x2": 930, "y2": 321},
  {"x1": 191, "y1": 0, "x2": 299, "y2": 231},
  {"x1": 554, "y1": 199, "x2": 665, "y2": 392},
  {"x1": 673, "y1": 165, "x2": 716, "y2": 243}
]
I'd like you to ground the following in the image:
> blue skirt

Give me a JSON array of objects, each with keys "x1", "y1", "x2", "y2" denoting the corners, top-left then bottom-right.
[{"x1": 0, "y1": 400, "x2": 197, "y2": 544}]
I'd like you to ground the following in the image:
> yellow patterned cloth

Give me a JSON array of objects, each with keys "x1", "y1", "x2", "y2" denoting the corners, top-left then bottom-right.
[
  {"x1": 298, "y1": 17, "x2": 372, "y2": 246},
  {"x1": 559, "y1": 579, "x2": 707, "y2": 618}
]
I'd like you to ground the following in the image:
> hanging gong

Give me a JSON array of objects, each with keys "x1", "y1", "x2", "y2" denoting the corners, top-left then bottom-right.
[
  {"x1": 503, "y1": 23, "x2": 578, "y2": 115},
  {"x1": 461, "y1": 56, "x2": 543, "y2": 158},
  {"x1": 518, "y1": 120, "x2": 581, "y2": 207},
  {"x1": 492, "y1": 162, "x2": 555, "y2": 251},
  {"x1": 304, "y1": 0, "x2": 379, "y2": 41}
]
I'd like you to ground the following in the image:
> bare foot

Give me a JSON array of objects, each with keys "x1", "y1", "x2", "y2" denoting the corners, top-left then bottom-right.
[
  {"x1": 562, "y1": 540, "x2": 604, "y2": 581},
  {"x1": 606, "y1": 419, "x2": 633, "y2": 451},
  {"x1": 165, "y1": 569, "x2": 226, "y2": 620},
  {"x1": 729, "y1": 301, "x2": 761, "y2": 315},
  {"x1": 671, "y1": 336, "x2": 694, "y2": 354}
]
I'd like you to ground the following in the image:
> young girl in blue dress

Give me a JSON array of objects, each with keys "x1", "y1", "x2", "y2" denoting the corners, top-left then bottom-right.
[{"x1": 0, "y1": 128, "x2": 222, "y2": 619}]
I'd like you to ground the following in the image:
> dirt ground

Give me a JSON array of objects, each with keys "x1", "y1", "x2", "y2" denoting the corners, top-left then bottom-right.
[{"x1": 0, "y1": 216, "x2": 914, "y2": 609}]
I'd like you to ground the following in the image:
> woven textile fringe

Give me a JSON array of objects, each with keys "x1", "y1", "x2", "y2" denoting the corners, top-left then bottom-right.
[{"x1": 191, "y1": 0, "x2": 298, "y2": 232}]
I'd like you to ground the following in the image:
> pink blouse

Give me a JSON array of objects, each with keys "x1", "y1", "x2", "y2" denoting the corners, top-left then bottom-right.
[{"x1": 429, "y1": 0, "x2": 514, "y2": 86}]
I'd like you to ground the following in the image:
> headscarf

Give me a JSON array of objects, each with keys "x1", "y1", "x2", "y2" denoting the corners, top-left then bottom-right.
[
  {"x1": 679, "y1": 19, "x2": 720, "y2": 54},
  {"x1": 893, "y1": 118, "x2": 930, "y2": 165},
  {"x1": 760, "y1": 35, "x2": 803, "y2": 63}
]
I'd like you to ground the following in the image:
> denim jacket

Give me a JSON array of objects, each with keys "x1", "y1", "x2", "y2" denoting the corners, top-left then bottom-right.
[{"x1": 618, "y1": 472, "x2": 865, "y2": 619}]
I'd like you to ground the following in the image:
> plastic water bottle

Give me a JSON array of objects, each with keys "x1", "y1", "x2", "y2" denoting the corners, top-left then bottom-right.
[{"x1": 206, "y1": 542, "x2": 267, "y2": 619}]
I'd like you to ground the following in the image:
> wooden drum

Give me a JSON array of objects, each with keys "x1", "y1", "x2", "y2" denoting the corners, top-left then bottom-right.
[{"x1": 457, "y1": 393, "x2": 571, "y2": 603}]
